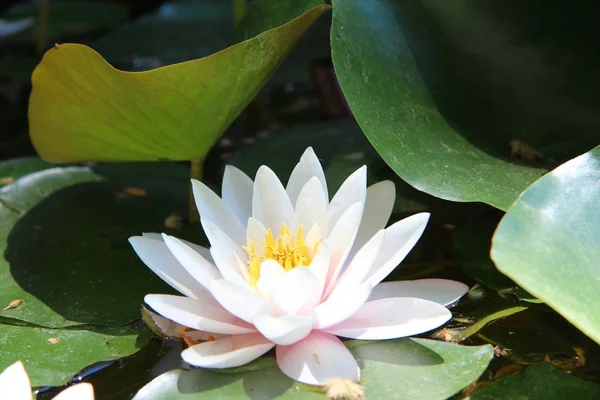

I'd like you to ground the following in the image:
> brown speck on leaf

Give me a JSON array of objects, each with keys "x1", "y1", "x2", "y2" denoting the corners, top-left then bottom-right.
[
  {"x1": 48, "y1": 338, "x2": 59, "y2": 344},
  {"x1": 164, "y1": 212, "x2": 184, "y2": 230},
  {"x1": 0, "y1": 176, "x2": 14, "y2": 185},
  {"x1": 121, "y1": 187, "x2": 148, "y2": 197},
  {"x1": 2, "y1": 299, "x2": 23, "y2": 311}
]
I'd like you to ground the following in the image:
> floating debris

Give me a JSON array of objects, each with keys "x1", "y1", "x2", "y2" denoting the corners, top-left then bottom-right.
[
  {"x1": 2, "y1": 299, "x2": 23, "y2": 311},
  {"x1": 47, "y1": 338, "x2": 59, "y2": 344}
]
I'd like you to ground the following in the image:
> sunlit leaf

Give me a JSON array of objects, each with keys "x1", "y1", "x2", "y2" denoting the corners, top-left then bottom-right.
[
  {"x1": 0, "y1": 322, "x2": 150, "y2": 387},
  {"x1": 28, "y1": 4, "x2": 329, "y2": 162},
  {"x1": 330, "y1": 0, "x2": 545, "y2": 210},
  {"x1": 491, "y1": 146, "x2": 600, "y2": 344},
  {"x1": 133, "y1": 339, "x2": 492, "y2": 399}
]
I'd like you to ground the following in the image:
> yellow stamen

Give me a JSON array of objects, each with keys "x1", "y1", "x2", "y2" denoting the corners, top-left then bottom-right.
[{"x1": 244, "y1": 224, "x2": 320, "y2": 286}]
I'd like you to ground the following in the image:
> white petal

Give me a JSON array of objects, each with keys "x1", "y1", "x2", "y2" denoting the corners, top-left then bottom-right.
[
  {"x1": 364, "y1": 213, "x2": 430, "y2": 287},
  {"x1": 182, "y1": 333, "x2": 274, "y2": 368},
  {"x1": 349, "y1": 181, "x2": 395, "y2": 257},
  {"x1": 276, "y1": 331, "x2": 359, "y2": 385},
  {"x1": 252, "y1": 166, "x2": 294, "y2": 236},
  {"x1": 0, "y1": 361, "x2": 31, "y2": 400},
  {"x1": 210, "y1": 279, "x2": 269, "y2": 324},
  {"x1": 129, "y1": 236, "x2": 209, "y2": 299},
  {"x1": 162, "y1": 234, "x2": 221, "y2": 289},
  {"x1": 291, "y1": 177, "x2": 328, "y2": 235},
  {"x1": 286, "y1": 147, "x2": 328, "y2": 207},
  {"x1": 327, "y1": 166, "x2": 366, "y2": 234},
  {"x1": 324, "y1": 297, "x2": 451, "y2": 339},
  {"x1": 253, "y1": 313, "x2": 313, "y2": 345},
  {"x1": 369, "y1": 279, "x2": 469, "y2": 307},
  {"x1": 308, "y1": 240, "x2": 330, "y2": 297},
  {"x1": 201, "y1": 219, "x2": 247, "y2": 285},
  {"x1": 145, "y1": 294, "x2": 255, "y2": 335},
  {"x1": 304, "y1": 223, "x2": 322, "y2": 252},
  {"x1": 142, "y1": 233, "x2": 214, "y2": 263},
  {"x1": 256, "y1": 259, "x2": 286, "y2": 300},
  {"x1": 313, "y1": 283, "x2": 371, "y2": 329},
  {"x1": 272, "y1": 267, "x2": 321, "y2": 315},
  {"x1": 335, "y1": 230, "x2": 385, "y2": 291},
  {"x1": 246, "y1": 217, "x2": 268, "y2": 258},
  {"x1": 53, "y1": 383, "x2": 94, "y2": 400},
  {"x1": 192, "y1": 179, "x2": 246, "y2": 246},
  {"x1": 222, "y1": 165, "x2": 254, "y2": 226},
  {"x1": 323, "y1": 202, "x2": 364, "y2": 298}
]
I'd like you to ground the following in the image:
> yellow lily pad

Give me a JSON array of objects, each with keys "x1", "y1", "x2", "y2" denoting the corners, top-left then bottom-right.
[{"x1": 28, "y1": 4, "x2": 330, "y2": 162}]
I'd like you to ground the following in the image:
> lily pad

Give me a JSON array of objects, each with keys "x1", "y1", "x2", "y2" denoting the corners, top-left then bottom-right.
[
  {"x1": 330, "y1": 0, "x2": 546, "y2": 211},
  {"x1": 0, "y1": 158, "x2": 196, "y2": 328},
  {"x1": 471, "y1": 362, "x2": 600, "y2": 399},
  {"x1": 491, "y1": 146, "x2": 600, "y2": 344},
  {"x1": 133, "y1": 339, "x2": 493, "y2": 399},
  {"x1": 28, "y1": 4, "x2": 330, "y2": 163},
  {"x1": 0, "y1": 322, "x2": 151, "y2": 387}
]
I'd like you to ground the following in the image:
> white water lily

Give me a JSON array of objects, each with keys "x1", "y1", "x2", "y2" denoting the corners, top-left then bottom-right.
[
  {"x1": 130, "y1": 147, "x2": 468, "y2": 385},
  {"x1": 0, "y1": 361, "x2": 94, "y2": 400}
]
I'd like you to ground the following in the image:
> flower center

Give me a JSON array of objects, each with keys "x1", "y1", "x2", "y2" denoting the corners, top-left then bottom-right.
[{"x1": 243, "y1": 225, "x2": 317, "y2": 286}]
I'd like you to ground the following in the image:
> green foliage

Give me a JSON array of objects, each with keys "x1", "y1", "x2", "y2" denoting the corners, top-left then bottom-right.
[{"x1": 133, "y1": 339, "x2": 492, "y2": 400}]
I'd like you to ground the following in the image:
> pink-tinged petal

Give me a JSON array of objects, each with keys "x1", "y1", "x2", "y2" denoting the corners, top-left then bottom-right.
[
  {"x1": 369, "y1": 279, "x2": 469, "y2": 307},
  {"x1": 291, "y1": 177, "x2": 328, "y2": 235},
  {"x1": 349, "y1": 181, "x2": 395, "y2": 258},
  {"x1": 286, "y1": 147, "x2": 328, "y2": 207},
  {"x1": 145, "y1": 294, "x2": 255, "y2": 335},
  {"x1": 162, "y1": 234, "x2": 221, "y2": 289},
  {"x1": 202, "y1": 219, "x2": 248, "y2": 286},
  {"x1": 335, "y1": 230, "x2": 385, "y2": 291},
  {"x1": 327, "y1": 166, "x2": 366, "y2": 234},
  {"x1": 182, "y1": 333, "x2": 274, "y2": 368},
  {"x1": 0, "y1": 361, "x2": 31, "y2": 400},
  {"x1": 252, "y1": 166, "x2": 294, "y2": 236},
  {"x1": 222, "y1": 165, "x2": 254, "y2": 226},
  {"x1": 276, "y1": 331, "x2": 359, "y2": 385},
  {"x1": 313, "y1": 283, "x2": 371, "y2": 329},
  {"x1": 323, "y1": 202, "x2": 364, "y2": 298},
  {"x1": 142, "y1": 232, "x2": 214, "y2": 264},
  {"x1": 308, "y1": 240, "x2": 330, "y2": 297},
  {"x1": 129, "y1": 236, "x2": 209, "y2": 300},
  {"x1": 364, "y1": 213, "x2": 430, "y2": 287},
  {"x1": 324, "y1": 297, "x2": 451, "y2": 340},
  {"x1": 256, "y1": 259, "x2": 286, "y2": 300},
  {"x1": 246, "y1": 217, "x2": 267, "y2": 258},
  {"x1": 192, "y1": 179, "x2": 246, "y2": 246},
  {"x1": 53, "y1": 383, "x2": 94, "y2": 400},
  {"x1": 210, "y1": 279, "x2": 269, "y2": 324},
  {"x1": 272, "y1": 267, "x2": 321, "y2": 315},
  {"x1": 253, "y1": 313, "x2": 313, "y2": 345}
]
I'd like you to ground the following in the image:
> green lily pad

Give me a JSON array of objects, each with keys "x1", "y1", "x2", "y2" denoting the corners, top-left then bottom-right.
[
  {"x1": 471, "y1": 362, "x2": 600, "y2": 399},
  {"x1": 0, "y1": 322, "x2": 151, "y2": 387},
  {"x1": 330, "y1": 0, "x2": 546, "y2": 211},
  {"x1": 133, "y1": 339, "x2": 493, "y2": 399},
  {"x1": 28, "y1": 4, "x2": 329, "y2": 163},
  {"x1": 0, "y1": 158, "x2": 196, "y2": 328},
  {"x1": 491, "y1": 146, "x2": 600, "y2": 344}
]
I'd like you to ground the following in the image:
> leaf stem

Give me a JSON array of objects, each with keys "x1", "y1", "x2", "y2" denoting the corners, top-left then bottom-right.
[
  {"x1": 189, "y1": 160, "x2": 203, "y2": 223},
  {"x1": 36, "y1": 0, "x2": 50, "y2": 56},
  {"x1": 232, "y1": 0, "x2": 247, "y2": 26}
]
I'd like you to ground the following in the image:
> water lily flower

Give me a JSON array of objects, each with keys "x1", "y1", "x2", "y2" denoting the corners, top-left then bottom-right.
[
  {"x1": 0, "y1": 361, "x2": 94, "y2": 400},
  {"x1": 130, "y1": 147, "x2": 468, "y2": 386}
]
